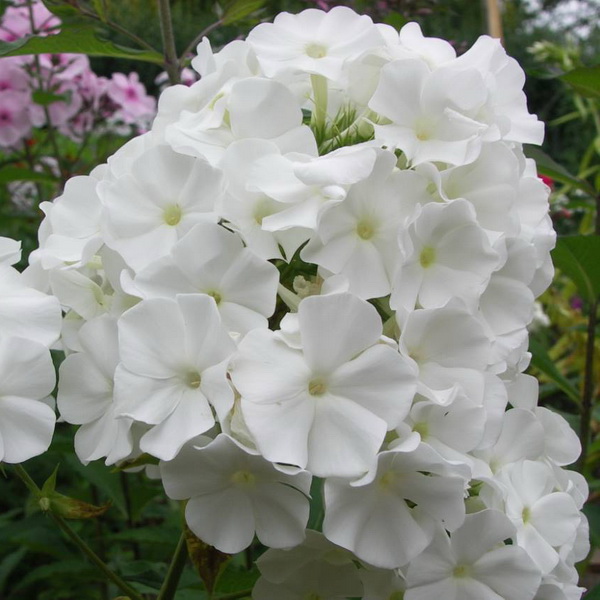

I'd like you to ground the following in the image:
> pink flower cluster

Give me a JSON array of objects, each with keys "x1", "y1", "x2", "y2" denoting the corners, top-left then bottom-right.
[{"x1": 0, "y1": 0, "x2": 156, "y2": 149}]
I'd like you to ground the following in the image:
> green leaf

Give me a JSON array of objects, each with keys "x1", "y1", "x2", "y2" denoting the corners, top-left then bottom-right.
[
  {"x1": 0, "y1": 547, "x2": 27, "y2": 594},
  {"x1": 64, "y1": 455, "x2": 127, "y2": 517},
  {"x1": 221, "y1": 0, "x2": 265, "y2": 25},
  {"x1": 0, "y1": 25, "x2": 163, "y2": 64},
  {"x1": 586, "y1": 584, "x2": 600, "y2": 600},
  {"x1": 560, "y1": 65, "x2": 600, "y2": 99},
  {"x1": 0, "y1": 167, "x2": 57, "y2": 184},
  {"x1": 552, "y1": 235, "x2": 600, "y2": 302},
  {"x1": 91, "y1": 0, "x2": 108, "y2": 22},
  {"x1": 528, "y1": 337, "x2": 580, "y2": 405},
  {"x1": 523, "y1": 145, "x2": 595, "y2": 196},
  {"x1": 32, "y1": 89, "x2": 68, "y2": 105},
  {"x1": 41, "y1": 0, "x2": 81, "y2": 18}
]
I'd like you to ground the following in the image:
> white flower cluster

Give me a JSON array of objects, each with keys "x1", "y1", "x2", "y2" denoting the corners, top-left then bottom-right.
[{"x1": 25, "y1": 7, "x2": 587, "y2": 599}]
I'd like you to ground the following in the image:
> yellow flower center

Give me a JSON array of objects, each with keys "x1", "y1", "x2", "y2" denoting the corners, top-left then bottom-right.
[
  {"x1": 163, "y1": 204, "x2": 182, "y2": 226},
  {"x1": 230, "y1": 470, "x2": 256, "y2": 487},
  {"x1": 308, "y1": 377, "x2": 328, "y2": 397},
  {"x1": 305, "y1": 43, "x2": 327, "y2": 59},
  {"x1": 419, "y1": 246, "x2": 436, "y2": 268}
]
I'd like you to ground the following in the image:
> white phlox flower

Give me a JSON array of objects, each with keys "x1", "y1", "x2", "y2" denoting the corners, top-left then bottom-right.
[
  {"x1": 253, "y1": 530, "x2": 363, "y2": 600},
  {"x1": 114, "y1": 294, "x2": 235, "y2": 460},
  {"x1": 160, "y1": 433, "x2": 311, "y2": 553},
  {"x1": 166, "y1": 76, "x2": 311, "y2": 166},
  {"x1": 323, "y1": 443, "x2": 469, "y2": 568},
  {"x1": 0, "y1": 335, "x2": 56, "y2": 463},
  {"x1": 405, "y1": 509, "x2": 542, "y2": 600},
  {"x1": 494, "y1": 460, "x2": 582, "y2": 575},
  {"x1": 398, "y1": 305, "x2": 492, "y2": 406},
  {"x1": 247, "y1": 6, "x2": 385, "y2": 83},
  {"x1": 231, "y1": 292, "x2": 417, "y2": 478},
  {"x1": 301, "y1": 150, "x2": 404, "y2": 299},
  {"x1": 18, "y1": 7, "x2": 586, "y2": 597},
  {"x1": 126, "y1": 221, "x2": 279, "y2": 335},
  {"x1": 391, "y1": 199, "x2": 500, "y2": 314},
  {"x1": 99, "y1": 144, "x2": 223, "y2": 272},
  {"x1": 58, "y1": 315, "x2": 134, "y2": 465}
]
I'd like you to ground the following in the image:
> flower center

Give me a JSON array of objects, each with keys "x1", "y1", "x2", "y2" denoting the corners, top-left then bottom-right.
[
  {"x1": 453, "y1": 564, "x2": 470, "y2": 578},
  {"x1": 378, "y1": 470, "x2": 397, "y2": 491},
  {"x1": 308, "y1": 377, "x2": 328, "y2": 396},
  {"x1": 356, "y1": 218, "x2": 376, "y2": 240},
  {"x1": 206, "y1": 290, "x2": 222, "y2": 305},
  {"x1": 419, "y1": 246, "x2": 436, "y2": 268},
  {"x1": 305, "y1": 43, "x2": 327, "y2": 59},
  {"x1": 163, "y1": 204, "x2": 182, "y2": 226},
  {"x1": 230, "y1": 470, "x2": 256, "y2": 487},
  {"x1": 522, "y1": 506, "x2": 531, "y2": 524},
  {"x1": 185, "y1": 371, "x2": 201, "y2": 389}
]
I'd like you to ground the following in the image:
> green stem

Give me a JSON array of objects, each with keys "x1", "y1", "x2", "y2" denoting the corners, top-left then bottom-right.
[
  {"x1": 12, "y1": 464, "x2": 144, "y2": 600},
  {"x1": 25, "y1": 0, "x2": 68, "y2": 186},
  {"x1": 157, "y1": 533, "x2": 188, "y2": 600},
  {"x1": 157, "y1": 0, "x2": 181, "y2": 85}
]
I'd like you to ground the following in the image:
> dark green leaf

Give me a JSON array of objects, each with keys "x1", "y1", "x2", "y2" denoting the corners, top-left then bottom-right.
[
  {"x1": 552, "y1": 235, "x2": 600, "y2": 302},
  {"x1": 586, "y1": 584, "x2": 600, "y2": 600},
  {"x1": 222, "y1": 0, "x2": 265, "y2": 25},
  {"x1": 523, "y1": 145, "x2": 595, "y2": 196},
  {"x1": 32, "y1": 89, "x2": 68, "y2": 105},
  {"x1": 528, "y1": 337, "x2": 580, "y2": 405},
  {"x1": 64, "y1": 455, "x2": 127, "y2": 517},
  {"x1": 91, "y1": 0, "x2": 108, "y2": 22},
  {"x1": 41, "y1": 0, "x2": 81, "y2": 18},
  {"x1": 10, "y1": 560, "x2": 99, "y2": 593},
  {"x1": 0, "y1": 547, "x2": 27, "y2": 594},
  {"x1": 0, "y1": 25, "x2": 163, "y2": 64},
  {"x1": 0, "y1": 167, "x2": 57, "y2": 184},
  {"x1": 560, "y1": 66, "x2": 600, "y2": 99}
]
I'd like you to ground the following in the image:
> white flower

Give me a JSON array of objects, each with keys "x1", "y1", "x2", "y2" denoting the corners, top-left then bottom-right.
[
  {"x1": 323, "y1": 444, "x2": 468, "y2": 568},
  {"x1": 99, "y1": 145, "x2": 223, "y2": 272},
  {"x1": 0, "y1": 336, "x2": 56, "y2": 463},
  {"x1": 57, "y1": 315, "x2": 133, "y2": 465},
  {"x1": 0, "y1": 264, "x2": 61, "y2": 347},
  {"x1": 495, "y1": 460, "x2": 582, "y2": 574},
  {"x1": 253, "y1": 530, "x2": 363, "y2": 600},
  {"x1": 391, "y1": 199, "x2": 500, "y2": 314},
  {"x1": 231, "y1": 292, "x2": 416, "y2": 477},
  {"x1": 301, "y1": 150, "x2": 403, "y2": 299},
  {"x1": 247, "y1": 7, "x2": 384, "y2": 82},
  {"x1": 405, "y1": 509, "x2": 542, "y2": 600},
  {"x1": 114, "y1": 294, "x2": 235, "y2": 460},
  {"x1": 160, "y1": 433, "x2": 311, "y2": 553},
  {"x1": 128, "y1": 222, "x2": 279, "y2": 335}
]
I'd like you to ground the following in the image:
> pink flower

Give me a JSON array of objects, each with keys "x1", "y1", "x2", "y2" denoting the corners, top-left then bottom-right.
[
  {"x1": 0, "y1": 56, "x2": 30, "y2": 92},
  {"x1": 0, "y1": 2, "x2": 59, "y2": 41},
  {"x1": 0, "y1": 89, "x2": 34, "y2": 147},
  {"x1": 106, "y1": 72, "x2": 156, "y2": 126}
]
